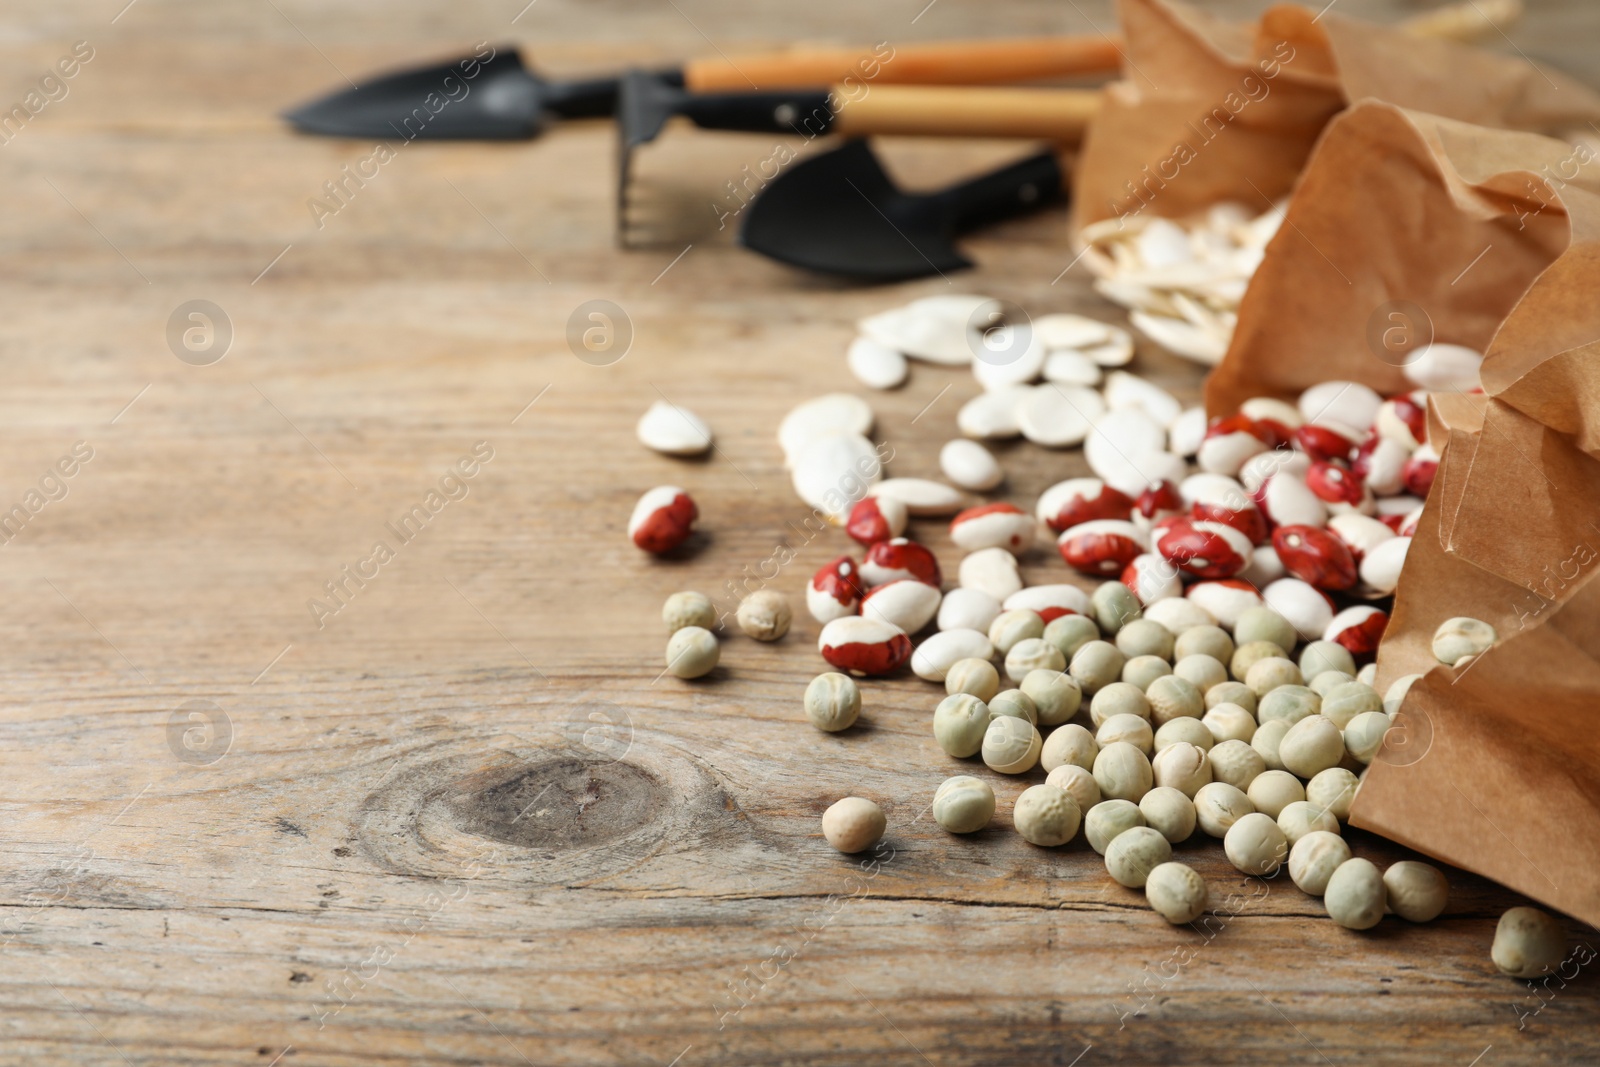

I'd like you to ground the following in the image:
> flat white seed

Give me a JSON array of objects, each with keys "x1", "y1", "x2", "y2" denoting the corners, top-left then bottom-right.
[
  {"x1": 1018, "y1": 384, "x2": 1104, "y2": 448},
  {"x1": 778, "y1": 394, "x2": 874, "y2": 467},
  {"x1": 1169, "y1": 406, "x2": 1208, "y2": 457},
  {"x1": 1085, "y1": 408, "x2": 1166, "y2": 475},
  {"x1": 937, "y1": 587, "x2": 1003, "y2": 633},
  {"x1": 1081, "y1": 328, "x2": 1135, "y2": 367},
  {"x1": 1403, "y1": 343, "x2": 1483, "y2": 392},
  {"x1": 956, "y1": 386, "x2": 1029, "y2": 439},
  {"x1": 972, "y1": 334, "x2": 1047, "y2": 390},
  {"x1": 1492, "y1": 907, "x2": 1567, "y2": 977},
  {"x1": 911, "y1": 629, "x2": 995, "y2": 682},
  {"x1": 867, "y1": 478, "x2": 969, "y2": 516},
  {"x1": 1104, "y1": 371, "x2": 1183, "y2": 427},
  {"x1": 1095, "y1": 278, "x2": 1176, "y2": 315},
  {"x1": 939, "y1": 439, "x2": 1004, "y2": 491},
  {"x1": 1034, "y1": 312, "x2": 1113, "y2": 350},
  {"x1": 636, "y1": 399, "x2": 713, "y2": 456},
  {"x1": 791, "y1": 433, "x2": 881, "y2": 522},
  {"x1": 856, "y1": 304, "x2": 977, "y2": 364},
  {"x1": 1042, "y1": 349, "x2": 1103, "y2": 386},
  {"x1": 959, "y1": 547, "x2": 1023, "y2": 602},
  {"x1": 1130, "y1": 311, "x2": 1227, "y2": 365},
  {"x1": 1134, "y1": 219, "x2": 1196, "y2": 267},
  {"x1": 846, "y1": 336, "x2": 909, "y2": 390}
]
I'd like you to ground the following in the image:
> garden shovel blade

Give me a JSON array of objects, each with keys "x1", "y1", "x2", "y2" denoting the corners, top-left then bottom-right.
[
  {"x1": 738, "y1": 139, "x2": 1066, "y2": 282},
  {"x1": 283, "y1": 46, "x2": 648, "y2": 139}
]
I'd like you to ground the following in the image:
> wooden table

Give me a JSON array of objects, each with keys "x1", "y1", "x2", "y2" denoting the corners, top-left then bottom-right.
[{"x1": 3, "y1": 1, "x2": 1597, "y2": 1063}]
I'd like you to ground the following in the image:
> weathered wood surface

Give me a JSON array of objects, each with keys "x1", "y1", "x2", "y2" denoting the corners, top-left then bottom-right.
[{"x1": 1, "y1": 1, "x2": 1597, "y2": 1064}]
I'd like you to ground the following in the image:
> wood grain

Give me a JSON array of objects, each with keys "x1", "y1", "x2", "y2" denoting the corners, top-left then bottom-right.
[{"x1": 1, "y1": 1, "x2": 1597, "y2": 1064}]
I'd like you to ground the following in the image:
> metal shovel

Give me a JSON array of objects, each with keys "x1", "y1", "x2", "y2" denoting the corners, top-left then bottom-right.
[
  {"x1": 282, "y1": 36, "x2": 1123, "y2": 140},
  {"x1": 737, "y1": 139, "x2": 1068, "y2": 282}
]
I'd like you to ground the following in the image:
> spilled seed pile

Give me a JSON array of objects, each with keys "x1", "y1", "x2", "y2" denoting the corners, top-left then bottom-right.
[{"x1": 629, "y1": 204, "x2": 1570, "y2": 974}]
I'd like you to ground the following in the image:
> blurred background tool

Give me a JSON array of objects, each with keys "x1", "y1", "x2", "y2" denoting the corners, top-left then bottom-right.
[{"x1": 282, "y1": 34, "x2": 1125, "y2": 141}]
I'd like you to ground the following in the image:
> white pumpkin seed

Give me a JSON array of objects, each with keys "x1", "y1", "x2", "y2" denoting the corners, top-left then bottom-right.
[
  {"x1": 1104, "y1": 371, "x2": 1183, "y2": 428},
  {"x1": 636, "y1": 399, "x2": 712, "y2": 456},
  {"x1": 1130, "y1": 311, "x2": 1227, "y2": 366},
  {"x1": 972, "y1": 334, "x2": 1047, "y2": 391},
  {"x1": 1041, "y1": 350, "x2": 1103, "y2": 386},
  {"x1": 1033, "y1": 313, "x2": 1113, "y2": 350},
  {"x1": 846, "y1": 336, "x2": 909, "y2": 390},
  {"x1": 778, "y1": 394, "x2": 874, "y2": 467},
  {"x1": 957, "y1": 386, "x2": 1029, "y2": 439},
  {"x1": 1018, "y1": 384, "x2": 1104, "y2": 448},
  {"x1": 791, "y1": 433, "x2": 881, "y2": 522}
]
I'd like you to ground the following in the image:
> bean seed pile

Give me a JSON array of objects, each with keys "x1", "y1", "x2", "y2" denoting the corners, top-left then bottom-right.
[{"x1": 633, "y1": 204, "x2": 1570, "y2": 977}]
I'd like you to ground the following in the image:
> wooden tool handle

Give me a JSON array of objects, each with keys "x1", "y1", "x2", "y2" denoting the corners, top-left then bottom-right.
[
  {"x1": 1398, "y1": 0, "x2": 1522, "y2": 42},
  {"x1": 830, "y1": 85, "x2": 1101, "y2": 142},
  {"x1": 684, "y1": 36, "x2": 1123, "y2": 92}
]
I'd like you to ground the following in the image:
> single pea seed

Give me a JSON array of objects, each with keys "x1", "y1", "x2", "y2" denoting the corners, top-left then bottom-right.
[
  {"x1": 1433, "y1": 616, "x2": 1497, "y2": 666},
  {"x1": 1308, "y1": 669, "x2": 1355, "y2": 698},
  {"x1": 1106, "y1": 825, "x2": 1172, "y2": 887},
  {"x1": 1084, "y1": 798, "x2": 1145, "y2": 854},
  {"x1": 1071, "y1": 640, "x2": 1127, "y2": 696},
  {"x1": 1021, "y1": 669, "x2": 1082, "y2": 726},
  {"x1": 1013, "y1": 783, "x2": 1081, "y2": 846},
  {"x1": 1252, "y1": 718, "x2": 1291, "y2": 771},
  {"x1": 1306, "y1": 767, "x2": 1360, "y2": 821},
  {"x1": 1005, "y1": 638, "x2": 1065, "y2": 683},
  {"x1": 1206, "y1": 680, "x2": 1258, "y2": 714},
  {"x1": 989, "y1": 688, "x2": 1039, "y2": 725},
  {"x1": 1146, "y1": 861, "x2": 1209, "y2": 923},
  {"x1": 982, "y1": 716, "x2": 1042, "y2": 774},
  {"x1": 1234, "y1": 606, "x2": 1297, "y2": 654},
  {"x1": 1356, "y1": 663, "x2": 1378, "y2": 687},
  {"x1": 1492, "y1": 907, "x2": 1567, "y2": 977},
  {"x1": 945, "y1": 657, "x2": 1001, "y2": 702},
  {"x1": 1146, "y1": 674, "x2": 1203, "y2": 725},
  {"x1": 1154, "y1": 716, "x2": 1214, "y2": 753},
  {"x1": 1044, "y1": 614, "x2": 1102, "y2": 661},
  {"x1": 1089, "y1": 681, "x2": 1150, "y2": 728},
  {"x1": 821, "y1": 797, "x2": 886, "y2": 854},
  {"x1": 1116, "y1": 618, "x2": 1175, "y2": 661},
  {"x1": 1139, "y1": 786, "x2": 1196, "y2": 843},
  {"x1": 1231, "y1": 641, "x2": 1288, "y2": 683},
  {"x1": 804, "y1": 672, "x2": 861, "y2": 732},
  {"x1": 1384, "y1": 673, "x2": 1422, "y2": 716},
  {"x1": 1093, "y1": 741, "x2": 1153, "y2": 802},
  {"x1": 1344, "y1": 710, "x2": 1391, "y2": 764},
  {"x1": 1246, "y1": 657, "x2": 1303, "y2": 698},
  {"x1": 1194, "y1": 781, "x2": 1255, "y2": 838},
  {"x1": 933, "y1": 693, "x2": 991, "y2": 758},
  {"x1": 1298, "y1": 639, "x2": 1356, "y2": 680},
  {"x1": 1046, "y1": 763, "x2": 1101, "y2": 813},
  {"x1": 1321, "y1": 681, "x2": 1382, "y2": 728},
  {"x1": 932, "y1": 775, "x2": 996, "y2": 834},
  {"x1": 665, "y1": 626, "x2": 719, "y2": 679},
  {"x1": 1041, "y1": 723, "x2": 1099, "y2": 773},
  {"x1": 1324, "y1": 858, "x2": 1386, "y2": 929},
  {"x1": 1279, "y1": 715, "x2": 1345, "y2": 778},
  {"x1": 1173, "y1": 653, "x2": 1227, "y2": 694},
  {"x1": 737, "y1": 589, "x2": 792, "y2": 641},
  {"x1": 1174, "y1": 624, "x2": 1234, "y2": 665},
  {"x1": 1288, "y1": 830, "x2": 1350, "y2": 896},
  {"x1": 1247, "y1": 769, "x2": 1305, "y2": 819},
  {"x1": 1092, "y1": 581, "x2": 1142, "y2": 635},
  {"x1": 1207, "y1": 739, "x2": 1266, "y2": 792},
  {"x1": 1201, "y1": 703, "x2": 1256, "y2": 745},
  {"x1": 1097, "y1": 712, "x2": 1154, "y2": 754},
  {"x1": 1224, "y1": 812, "x2": 1288, "y2": 876},
  {"x1": 1122, "y1": 654, "x2": 1174, "y2": 691},
  {"x1": 1151, "y1": 742, "x2": 1212, "y2": 797},
  {"x1": 1257, "y1": 685, "x2": 1320, "y2": 726},
  {"x1": 989, "y1": 609, "x2": 1045, "y2": 656},
  {"x1": 1277, "y1": 800, "x2": 1339, "y2": 844},
  {"x1": 662, "y1": 591, "x2": 716, "y2": 633},
  {"x1": 1384, "y1": 861, "x2": 1449, "y2": 922}
]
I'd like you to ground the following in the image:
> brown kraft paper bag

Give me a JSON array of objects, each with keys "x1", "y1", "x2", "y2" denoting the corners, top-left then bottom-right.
[
  {"x1": 1200, "y1": 99, "x2": 1600, "y2": 924},
  {"x1": 1071, "y1": 0, "x2": 1600, "y2": 237}
]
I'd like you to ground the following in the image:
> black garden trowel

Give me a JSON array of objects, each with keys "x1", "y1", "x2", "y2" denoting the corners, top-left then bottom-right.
[{"x1": 737, "y1": 139, "x2": 1068, "y2": 282}]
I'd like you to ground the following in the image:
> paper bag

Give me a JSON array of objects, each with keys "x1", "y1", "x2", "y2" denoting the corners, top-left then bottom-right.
[
  {"x1": 1071, "y1": 0, "x2": 1600, "y2": 237},
  {"x1": 1195, "y1": 99, "x2": 1600, "y2": 924}
]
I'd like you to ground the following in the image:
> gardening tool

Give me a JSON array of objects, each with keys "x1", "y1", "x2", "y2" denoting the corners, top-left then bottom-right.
[
  {"x1": 618, "y1": 82, "x2": 1100, "y2": 244},
  {"x1": 282, "y1": 36, "x2": 1124, "y2": 140},
  {"x1": 737, "y1": 138, "x2": 1069, "y2": 281}
]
